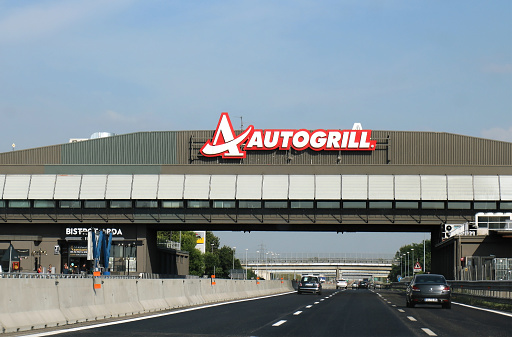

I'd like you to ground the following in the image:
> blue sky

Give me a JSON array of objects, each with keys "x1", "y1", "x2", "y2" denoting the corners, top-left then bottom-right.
[{"x1": 0, "y1": 1, "x2": 510, "y2": 255}]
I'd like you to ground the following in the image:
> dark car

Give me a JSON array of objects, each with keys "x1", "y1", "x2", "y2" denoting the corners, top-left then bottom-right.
[
  {"x1": 297, "y1": 276, "x2": 322, "y2": 295},
  {"x1": 358, "y1": 281, "x2": 369, "y2": 289},
  {"x1": 406, "y1": 274, "x2": 451, "y2": 309}
]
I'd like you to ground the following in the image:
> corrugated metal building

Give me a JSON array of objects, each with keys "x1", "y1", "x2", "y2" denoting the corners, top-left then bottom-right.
[{"x1": 0, "y1": 129, "x2": 511, "y2": 167}]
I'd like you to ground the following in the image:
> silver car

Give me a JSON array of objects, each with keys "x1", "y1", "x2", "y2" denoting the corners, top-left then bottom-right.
[{"x1": 297, "y1": 276, "x2": 322, "y2": 295}]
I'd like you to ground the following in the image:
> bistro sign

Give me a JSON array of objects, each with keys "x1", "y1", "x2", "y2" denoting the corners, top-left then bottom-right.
[
  {"x1": 65, "y1": 227, "x2": 124, "y2": 237},
  {"x1": 200, "y1": 113, "x2": 377, "y2": 159}
]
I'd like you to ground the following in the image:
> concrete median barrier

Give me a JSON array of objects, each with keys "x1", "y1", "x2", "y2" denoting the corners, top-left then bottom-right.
[{"x1": 0, "y1": 277, "x2": 293, "y2": 334}]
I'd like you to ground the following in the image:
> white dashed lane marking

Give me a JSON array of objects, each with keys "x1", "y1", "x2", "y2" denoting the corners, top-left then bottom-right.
[
  {"x1": 306, "y1": 305, "x2": 313, "y2": 308},
  {"x1": 293, "y1": 311, "x2": 302, "y2": 316},
  {"x1": 314, "y1": 302, "x2": 320, "y2": 304},
  {"x1": 398, "y1": 309, "x2": 405, "y2": 313},
  {"x1": 272, "y1": 320, "x2": 287, "y2": 327},
  {"x1": 407, "y1": 316, "x2": 417, "y2": 322},
  {"x1": 421, "y1": 328, "x2": 437, "y2": 336}
]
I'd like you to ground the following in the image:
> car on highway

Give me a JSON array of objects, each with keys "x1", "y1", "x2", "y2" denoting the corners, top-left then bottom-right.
[
  {"x1": 297, "y1": 275, "x2": 322, "y2": 295},
  {"x1": 357, "y1": 281, "x2": 369, "y2": 289},
  {"x1": 406, "y1": 274, "x2": 451, "y2": 309},
  {"x1": 336, "y1": 279, "x2": 348, "y2": 289},
  {"x1": 351, "y1": 281, "x2": 358, "y2": 289}
]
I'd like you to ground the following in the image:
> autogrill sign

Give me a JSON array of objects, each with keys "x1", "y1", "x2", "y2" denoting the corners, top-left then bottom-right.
[{"x1": 200, "y1": 113, "x2": 377, "y2": 159}]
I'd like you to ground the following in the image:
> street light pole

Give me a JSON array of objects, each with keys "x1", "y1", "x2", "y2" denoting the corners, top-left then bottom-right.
[
  {"x1": 423, "y1": 236, "x2": 426, "y2": 273},
  {"x1": 265, "y1": 252, "x2": 268, "y2": 280},
  {"x1": 256, "y1": 250, "x2": 259, "y2": 278},
  {"x1": 232, "y1": 247, "x2": 236, "y2": 279},
  {"x1": 211, "y1": 243, "x2": 215, "y2": 277},
  {"x1": 407, "y1": 252, "x2": 410, "y2": 278},
  {"x1": 245, "y1": 249, "x2": 248, "y2": 280},
  {"x1": 411, "y1": 248, "x2": 415, "y2": 275},
  {"x1": 400, "y1": 254, "x2": 403, "y2": 277}
]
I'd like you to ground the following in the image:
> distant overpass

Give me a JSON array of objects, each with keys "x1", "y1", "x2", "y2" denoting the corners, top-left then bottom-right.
[{"x1": 239, "y1": 253, "x2": 394, "y2": 281}]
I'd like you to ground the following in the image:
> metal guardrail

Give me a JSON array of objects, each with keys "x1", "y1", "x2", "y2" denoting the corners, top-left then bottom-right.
[
  {"x1": 0, "y1": 272, "x2": 203, "y2": 280},
  {"x1": 449, "y1": 281, "x2": 512, "y2": 300},
  {"x1": 390, "y1": 280, "x2": 512, "y2": 302},
  {"x1": 0, "y1": 272, "x2": 139, "y2": 279}
]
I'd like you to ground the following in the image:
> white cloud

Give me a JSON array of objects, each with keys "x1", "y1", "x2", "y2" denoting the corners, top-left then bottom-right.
[
  {"x1": 0, "y1": 0, "x2": 129, "y2": 42},
  {"x1": 481, "y1": 126, "x2": 512, "y2": 142}
]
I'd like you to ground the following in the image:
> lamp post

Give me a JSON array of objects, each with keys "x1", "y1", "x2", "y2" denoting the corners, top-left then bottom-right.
[
  {"x1": 270, "y1": 252, "x2": 274, "y2": 280},
  {"x1": 407, "y1": 252, "x2": 410, "y2": 278},
  {"x1": 127, "y1": 243, "x2": 131, "y2": 276},
  {"x1": 211, "y1": 243, "x2": 215, "y2": 276},
  {"x1": 265, "y1": 252, "x2": 269, "y2": 280},
  {"x1": 232, "y1": 247, "x2": 236, "y2": 279},
  {"x1": 423, "y1": 237, "x2": 426, "y2": 273},
  {"x1": 245, "y1": 249, "x2": 248, "y2": 280},
  {"x1": 403, "y1": 253, "x2": 406, "y2": 278},
  {"x1": 256, "y1": 250, "x2": 260, "y2": 278},
  {"x1": 411, "y1": 248, "x2": 415, "y2": 275},
  {"x1": 400, "y1": 254, "x2": 403, "y2": 278}
]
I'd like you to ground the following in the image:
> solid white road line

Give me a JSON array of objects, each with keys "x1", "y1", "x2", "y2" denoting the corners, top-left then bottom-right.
[
  {"x1": 293, "y1": 311, "x2": 302, "y2": 316},
  {"x1": 407, "y1": 316, "x2": 417, "y2": 322},
  {"x1": 452, "y1": 301, "x2": 512, "y2": 318},
  {"x1": 272, "y1": 320, "x2": 287, "y2": 327},
  {"x1": 21, "y1": 291, "x2": 297, "y2": 337},
  {"x1": 421, "y1": 328, "x2": 437, "y2": 336}
]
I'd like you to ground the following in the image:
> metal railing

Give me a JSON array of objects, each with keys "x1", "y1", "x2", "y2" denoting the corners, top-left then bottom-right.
[
  {"x1": 241, "y1": 253, "x2": 394, "y2": 265},
  {"x1": 0, "y1": 272, "x2": 138, "y2": 279},
  {"x1": 390, "y1": 280, "x2": 512, "y2": 303},
  {"x1": 157, "y1": 241, "x2": 181, "y2": 250},
  {"x1": 449, "y1": 280, "x2": 512, "y2": 300}
]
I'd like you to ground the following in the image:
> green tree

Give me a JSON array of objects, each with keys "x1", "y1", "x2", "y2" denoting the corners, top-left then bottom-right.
[
  {"x1": 204, "y1": 231, "x2": 221, "y2": 276},
  {"x1": 217, "y1": 245, "x2": 242, "y2": 278},
  {"x1": 246, "y1": 268, "x2": 257, "y2": 280},
  {"x1": 205, "y1": 231, "x2": 220, "y2": 252},
  {"x1": 170, "y1": 231, "x2": 205, "y2": 276},
  {"x1": 171, "y1": 231, "x2": 197, "y2": 252},
  {"x1": 156, "y1": 231, "x2": 171, "y2": 243},
  {"x1": 167, "y1": 231, "x2": 246, "y2": 278},
  {"x1": 188, "y1": 248, "x2": 204, "y2": 277},
  {"x1": 389, "y1": 240, "x2": 431, "y2": 282},
  {"x1": 203, "y1": 232, "x2": 244, "y2": 278},
  {"x1": 204, "y1": 251, "x2": 220, "y2": 276}
]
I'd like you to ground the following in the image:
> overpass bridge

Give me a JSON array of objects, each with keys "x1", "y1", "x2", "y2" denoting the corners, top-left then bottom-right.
[
  {"x1": 0, "y1": 122, "x2": 510, "y2": 278},
  {"x1": 239, "y1": 253, "x2": 394, "y2": 281}
]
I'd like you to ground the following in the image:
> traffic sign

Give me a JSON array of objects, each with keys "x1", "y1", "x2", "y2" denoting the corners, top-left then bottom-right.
[{"x1": 413, "y1": 262, "x2": 422, "y2": 272}]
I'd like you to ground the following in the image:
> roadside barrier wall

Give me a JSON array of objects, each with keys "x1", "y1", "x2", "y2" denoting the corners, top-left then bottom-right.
[{"x1": 0, "y1": 278, "x2": 293, "y2": 334}]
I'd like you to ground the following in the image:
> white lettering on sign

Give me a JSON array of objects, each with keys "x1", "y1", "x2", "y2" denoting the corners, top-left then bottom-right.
[
  {"x1": 200, "y1": 113, "x2": 377, "y2": 158},
  {"x1": 65, "y1": 228, "x2": 123, "y2": 236}
]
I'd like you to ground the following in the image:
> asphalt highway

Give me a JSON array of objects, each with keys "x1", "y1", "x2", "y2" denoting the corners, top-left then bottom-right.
[{"x1": 22, "y1": 288, "x2": 512, "y2": 337}]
